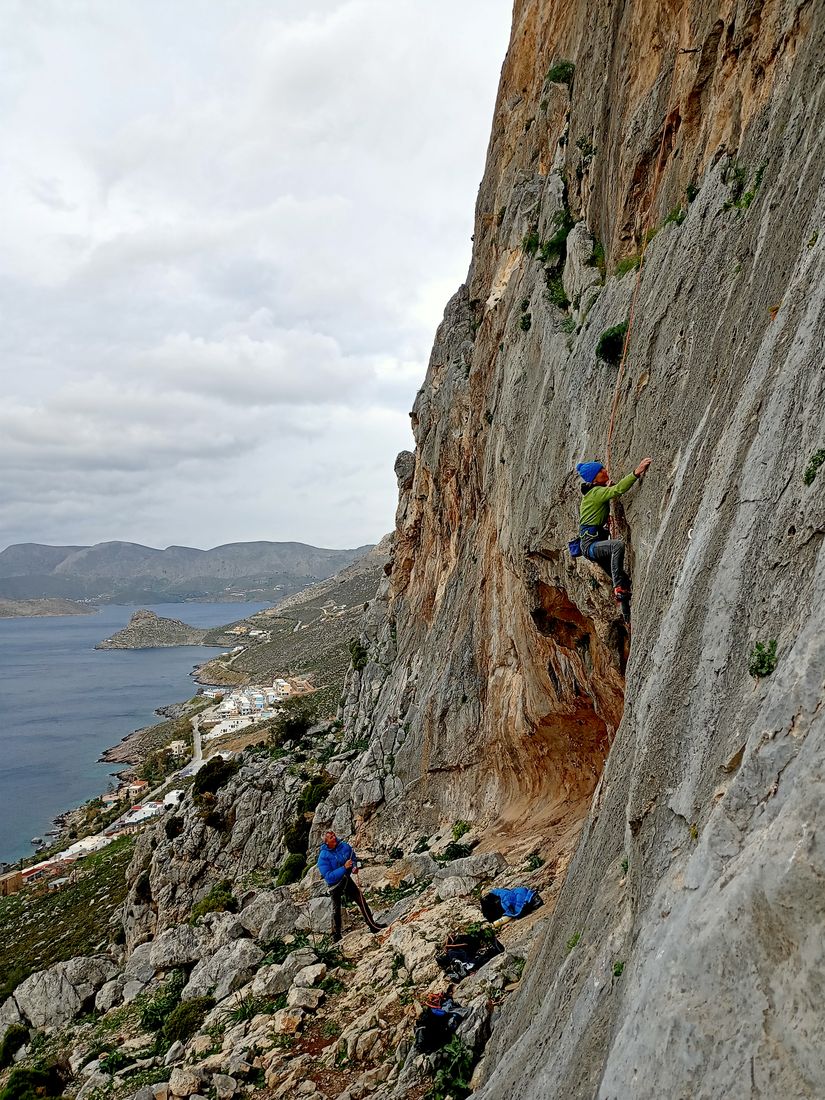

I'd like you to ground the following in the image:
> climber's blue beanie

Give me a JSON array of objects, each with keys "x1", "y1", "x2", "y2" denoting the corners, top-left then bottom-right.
[{"x1": 576, "y1": 461, "x2": 604, "y2": 484}]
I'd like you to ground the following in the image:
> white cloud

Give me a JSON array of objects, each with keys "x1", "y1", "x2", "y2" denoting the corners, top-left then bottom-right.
[{"x1": 0, "y1": 0, "x2": 511, "y2": 549}]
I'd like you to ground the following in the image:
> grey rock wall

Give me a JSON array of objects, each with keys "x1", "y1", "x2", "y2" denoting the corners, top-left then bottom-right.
[{"x1": 321, "y1": 0, "x2": 825, "y2": 1095}]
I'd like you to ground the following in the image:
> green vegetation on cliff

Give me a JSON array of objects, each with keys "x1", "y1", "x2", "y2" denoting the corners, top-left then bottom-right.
[{"x1": 0, "y1": 837, "x2": 134, "y2": 999}]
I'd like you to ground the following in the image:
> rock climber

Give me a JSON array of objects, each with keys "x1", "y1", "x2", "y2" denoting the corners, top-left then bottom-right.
[
  {"x1": 576, "y1": 457, "x2": 652, "y2": 619},
  {"x1": 317, "y1": 830, "x2": 382, "y2": 941}
]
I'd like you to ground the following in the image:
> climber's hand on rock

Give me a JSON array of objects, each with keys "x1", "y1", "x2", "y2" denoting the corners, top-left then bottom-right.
[
  {"x1": 635, "y1": 457, "x2": 652, "y2": 477},
  {"x1": 344, "y1": 859, "x2": 353, "y2": 869}
]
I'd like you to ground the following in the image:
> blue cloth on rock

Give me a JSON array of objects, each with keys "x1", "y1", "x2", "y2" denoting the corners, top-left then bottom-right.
[{"x1": 490, "y1": 886, "x2": 536, "y2": 917}]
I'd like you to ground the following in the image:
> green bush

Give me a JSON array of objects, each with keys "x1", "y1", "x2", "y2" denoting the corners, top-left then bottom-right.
[
  {"x1": 566, "y1": 931, "x2": 581, "y2": 952},
  {"x1": 613, "y1": 960, "x2": 625, "y2": 977},
  {"x1": 139, "y1": 970, "x2": 186, "y2": 1032},
  {"x1": 348, "y1": 638, "x2": 369, "y2": 671},
  {"x1": 283, "y1": 817, "x2": 310, "y2": 855},
  {"x1": 615, "y1": 253, "x2": 640, "y2": 276},
  {"x1": 519, "y1": 312, "x2": 532, "y2": 332},
  {"x1": 545, "y1": 275, "x2": 569, "y2": 309},
  {"x1": 427, "y1": 1035, "x2": 475, "y2": 1100},
  {"x1": 436, "y1": 841, "x2": 472, "y2": 864},
  {"x1": 164, "y1": 816, "x2": 184, "y2": 841},
  {"x1": 0, "y1": 1065, "x2": 69, "y2": 1100},
  {"x1": 575, "y1": 135, "x2": 595, "y2": 158},
  {"x1": 99, "y1": 1049, "x2": 130, "y2": 1074},
  {"x1": 521, "y1": 229, "x2": 540, "y2": 256},
  {"x1": 723, "y1": 161, "x2": 766, "y2": 212},
  {"x1": 546, "y1": 60, "x2": 575, "y2": 88},
  {"x1": 190, "y1": 880, "x2": 238, "y2": 924},
  {"x1": 275, "y1": 853, "x2": 306, "y2": 886},
  {"x1": 161, "y1": 996, "x2": 214, "y2": 1045},
  {"x1": 0, "y1": 1024, "x2": 28, "y2": 1069},
  {"x1": 270, "y1": 696, "x2": 317, "y2": 745},
  {"x1": 664, "y1": 205, "x2": 686, "y2": 226},
  {"x1": 803, "y1": 449, "x2": 825, "y2": 485},
  {"x1": 596, "y1": 321, "x2": 628, "y2": 366},
  {"x1": 223, "y1": 992, "x2": 285, "y2": 1023},
  {"x1": 192, "y1": 756, "x2": 238, "y2": 806},
  {"x1": 748, "y1": 640, "x2": 778, "y2": 678},
  {"x1": 297, "y1": 774, "x2": 336, "y2": 815},
  {"x1": 452, "y1": 820, "x2": 470, "y2": 841}
]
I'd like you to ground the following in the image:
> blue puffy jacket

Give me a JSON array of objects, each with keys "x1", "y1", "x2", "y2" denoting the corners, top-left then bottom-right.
[
  {"x1": 317, "y1": 840, "x2": 356, "y2": 887},
  {"x1": 490, "y1": 886, "x2": 535, "y2": 917}
]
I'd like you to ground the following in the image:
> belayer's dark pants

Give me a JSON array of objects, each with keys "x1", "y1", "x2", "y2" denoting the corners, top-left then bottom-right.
[
  {"x1": 588, "y1": 538, "x2": 630, "y2": 591},
  {"x1": 329, "y1": 874, "x2": 380, "y2": 939}
]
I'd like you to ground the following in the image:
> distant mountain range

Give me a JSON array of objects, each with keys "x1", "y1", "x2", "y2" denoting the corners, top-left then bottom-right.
[{"x1": 0, "y1": 540, "x2": 373, "y2": 604}]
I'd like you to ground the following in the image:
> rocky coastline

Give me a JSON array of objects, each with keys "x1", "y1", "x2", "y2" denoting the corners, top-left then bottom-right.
[{"x1": 96, "y1": 609, "x2": 209, "y2": 650}]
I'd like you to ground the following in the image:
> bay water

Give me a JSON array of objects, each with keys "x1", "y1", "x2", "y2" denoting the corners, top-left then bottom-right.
[{"x1": 0, "y1": 603, "x2": 267, "y2": 865}]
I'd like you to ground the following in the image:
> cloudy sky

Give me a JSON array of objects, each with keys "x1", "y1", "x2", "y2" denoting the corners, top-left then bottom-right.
[{"x1": 0, "y1": 0, "x2": 511, "y2": 551}]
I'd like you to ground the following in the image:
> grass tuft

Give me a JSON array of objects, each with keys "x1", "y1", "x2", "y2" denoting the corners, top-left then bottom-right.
[{"x1": 748, "y1": 640, "x2": 778, "y2": 679}]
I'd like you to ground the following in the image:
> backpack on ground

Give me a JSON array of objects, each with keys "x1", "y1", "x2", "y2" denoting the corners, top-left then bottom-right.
[
  {"x1": 413, "y1": 992, "x2": 467, "y2": 1053},
  {"x1": 435, "y1": 928, "x2": 503, "y2": 982}
]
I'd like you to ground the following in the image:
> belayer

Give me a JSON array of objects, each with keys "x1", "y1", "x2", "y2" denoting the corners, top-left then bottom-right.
[
  {"x1": 317, "y1": 830, "x2": 382, "y2": 941},
  {"x1": 576, "y1": 457, "x2": 652, "y2": 620}
]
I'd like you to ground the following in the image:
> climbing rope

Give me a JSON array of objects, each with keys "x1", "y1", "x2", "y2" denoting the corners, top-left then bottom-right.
[{"x1": 604, "y1": 37, "x2": 686, "y2": 478}]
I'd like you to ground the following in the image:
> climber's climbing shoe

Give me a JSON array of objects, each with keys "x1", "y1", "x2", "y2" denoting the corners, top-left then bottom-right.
[{"x1": 614, "y1": 587, "x2": 631, "y2": 623}]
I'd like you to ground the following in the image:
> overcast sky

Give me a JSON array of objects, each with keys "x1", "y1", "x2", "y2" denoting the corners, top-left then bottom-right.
[{"x1": 0, "y1": 0, "x2": 511, "y2": 551}]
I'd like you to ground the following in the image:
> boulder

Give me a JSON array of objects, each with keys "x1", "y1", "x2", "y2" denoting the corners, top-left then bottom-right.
[
  {"x1": 0, "y1": 997, "x2": 22, "y2": 1031},
  {"x1": 95, "y1": 980, "x2": 123, "y2": 1014},
  {"x1": 182, "y1": 940, "x2": 263, "y2": 1002},
  {"x1": 163, "y1": 1041, "x2": 185, "y2": 1066},
  {"x1": 435, "y1": 876, "x2": 476, "y2": 900},
  {"x1": 354, "y1": 1027, "x2": 383, "y2": 1062},
  {"x1": 123, "y1": 941, "x2": 156, "y2": 984},
  {"x1": 168, "y1": 1065, "x2": 203, "y2": 1098},
  {"x1": 197, "y1": 912, "x2": 246, "y2": 950},
  {"x1": 293, "y1": 896, "x2": 332, "y2": 937},
  {"x1": 76, "y1": 1073, "x2": 111, "y2": 1100},
  {"x1": 401, "y1": 853, "x2": 439, "y2": 879},
  {"x1": 271, "y1": 1008, "x2": 305, "y2": 1034},
  {"x1": 122, "y1": 980, "x2": 146, "y2": 1003},
  {"x1": 132, "y1": 1084, "x2": 169, "y2": 1100},
  {"x1": 250, "y1": 949, "x2": 316, "y2": 998},
  {"x1": 15, "y1": 956, "x2": 116, "y2": 1029},
  {"x1": 238, "y1": 889, "x2": 298, "y2": 940},
  {"x1": 433, "y1": 853, "x2": 506, "y2": 880},
  {"x1": 286, "y1": 987, "x2": 325, "y2": 1011},
  {"x1": 150, "y1": 925, "x2": 200, "y2": 970},
  {"x1": 292, "y1": 963, "x2": 326, "y2": 987},
  {"x1": 212, "y1": 1074, "x2": 238, "y2": 1100}
]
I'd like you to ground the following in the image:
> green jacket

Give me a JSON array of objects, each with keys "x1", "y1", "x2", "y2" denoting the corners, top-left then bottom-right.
[{"x1": 579, "y1": 473, "x2": 638, "y2": 529}]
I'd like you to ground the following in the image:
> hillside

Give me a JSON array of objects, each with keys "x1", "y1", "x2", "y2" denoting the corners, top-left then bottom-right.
[
  {"x1": 0, "y1": 598, "x2": 94, "y2": 618},
  {"x1": 0, "y1": 540, "x2": 372, "y2": 604},
  {"x1": 196, "y1": 537, "x2": 392, "y2": 712}
]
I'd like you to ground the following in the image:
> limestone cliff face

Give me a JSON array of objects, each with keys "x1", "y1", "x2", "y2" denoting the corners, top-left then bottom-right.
[{"x1": 323, "y1": 0, "x2": 825, "y2": 1094}]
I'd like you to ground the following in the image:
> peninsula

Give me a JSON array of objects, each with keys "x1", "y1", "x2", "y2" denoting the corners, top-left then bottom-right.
[{"x1": 95, "y1": 609, "x2": 207, "y2": 649}]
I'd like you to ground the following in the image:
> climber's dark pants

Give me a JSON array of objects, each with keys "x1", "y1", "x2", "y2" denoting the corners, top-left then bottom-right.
[
  {"x1": 588, "y1": 538, "x2": 629, "y2": 591},
  {"x1": 329, "y1": 874, "x2": 380, "y2": 939}
]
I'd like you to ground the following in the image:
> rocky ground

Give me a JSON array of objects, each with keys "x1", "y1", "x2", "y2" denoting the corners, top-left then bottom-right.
[{"x1": 0, "y1": 719, "x2": 551, "y2": 1100}]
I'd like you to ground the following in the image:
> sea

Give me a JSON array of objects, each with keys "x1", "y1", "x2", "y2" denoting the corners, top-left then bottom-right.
[{"x1": 0, "y1": 603, "x2": 268, "y2": 866}]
